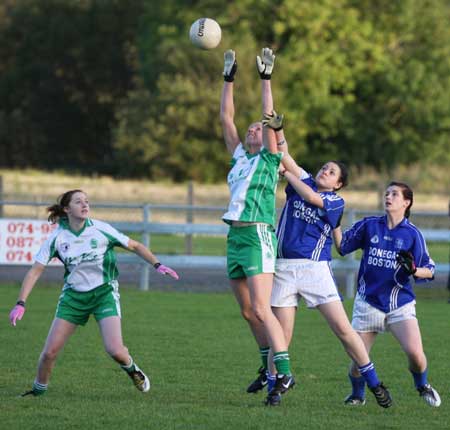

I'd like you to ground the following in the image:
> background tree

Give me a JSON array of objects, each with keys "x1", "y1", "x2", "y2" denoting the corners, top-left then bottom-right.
[
  {"x1": 0, "y1": 0, "x2": 449, "y2": 183},
  {"x1": 0, "y1": 0, "x2": 143, "y2": 172}
]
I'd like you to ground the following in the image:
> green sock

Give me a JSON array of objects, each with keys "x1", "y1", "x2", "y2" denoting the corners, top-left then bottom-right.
[
  {"x1": 120, "y1": 357, "x2": 136, "y2": 374},
  {"x1": 32, "y1": 380, "x2": 48, "y2": 395},
  {"x1": 259, "y1": 346, "x2": 270, "y2": 370},
  {"x1": 273, "y1": 351, "x2": 291, "y2": 376}
]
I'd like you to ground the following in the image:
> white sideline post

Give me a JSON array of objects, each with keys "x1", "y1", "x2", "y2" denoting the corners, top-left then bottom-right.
[
  {"x1": 139, "y1": 204, "x2": 151, "y2": 291},
  {"x1": 345, "y1": 209, "x2": 356, "y2": 299},
  {"x1": 0, "y1": 176, "x2": 3, "y2": 218},
  {"x1": 185, "y1": 181, "x2": 193, "y2": 255}
]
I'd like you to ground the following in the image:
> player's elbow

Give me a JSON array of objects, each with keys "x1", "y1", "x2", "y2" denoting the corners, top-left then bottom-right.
[{"x1": 220, "y1": 110, "x2": 234, "y2": 126}]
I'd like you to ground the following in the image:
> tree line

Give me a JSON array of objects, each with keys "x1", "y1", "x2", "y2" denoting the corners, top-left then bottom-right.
[{"x1": 0, "y1": 0, "x2": 449, "y2": 182}]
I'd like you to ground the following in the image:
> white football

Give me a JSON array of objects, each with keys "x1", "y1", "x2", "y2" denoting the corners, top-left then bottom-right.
[{"x1": 189, "y1": 18, "x2": 221, "y2": 50}]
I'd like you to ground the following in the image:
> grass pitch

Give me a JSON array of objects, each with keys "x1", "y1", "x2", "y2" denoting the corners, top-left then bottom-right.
[{"x1": 1, "y1": 284, "x2": 449, "y2": 430}]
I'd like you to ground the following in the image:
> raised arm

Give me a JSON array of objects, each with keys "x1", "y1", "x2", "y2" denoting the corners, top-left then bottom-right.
[
  {"x1": 257, "y1": 47, "x2": 303, "y2": 176},
  {"x1": 261, "y1": 81, "x2": 278, "y2": 154},
  {"x1": 277, "y1": 137, "x2": 303, "y2": 178},
  {"x1": 283, "y1": 170, "x2": 325, "y2": 208},
  {"x1": 220, "y1": 50, "x2": 240, "y2": 154},
  {"x1": 257, "y1": 48, "x2": 278, "y2": 154}
]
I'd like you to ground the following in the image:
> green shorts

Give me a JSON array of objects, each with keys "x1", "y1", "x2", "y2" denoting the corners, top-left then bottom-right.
[
  {"x1": 55, "y1": 281, "x2": 121, "y2": 326},
  {"x1": 227, "y1": 224, "x2": 277, "y2": 279}
]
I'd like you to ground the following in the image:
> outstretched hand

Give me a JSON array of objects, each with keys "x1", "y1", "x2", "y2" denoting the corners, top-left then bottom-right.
[
  {"x1": 156, "y1": 264, "x2": 179, "y2": 280},
  {"x1": 396, "y1": 250, "x2": 417, "y2": 275},
  {"x1": 223, "y1": 49, "x2": 237, "y2": 82},
  {"x1": 9, "y1": 304, "x2": 25, "y2": 326},
  {"x1": 256, "y1": 47, "x2": 275, "y2": 79},
  {"x1": 262, "y1": 110, "x2": 284, "y2": 131}
]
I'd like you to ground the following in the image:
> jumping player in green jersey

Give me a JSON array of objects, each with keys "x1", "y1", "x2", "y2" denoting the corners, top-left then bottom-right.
[
  {"x1": 9, "y1": 189, "x2": 179, "y2": 396},
  {"x1": 221, "y1": 47, "x2": 294, "y2": 405}
]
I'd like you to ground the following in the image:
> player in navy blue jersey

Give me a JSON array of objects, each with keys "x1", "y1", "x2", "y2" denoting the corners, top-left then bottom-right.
[
  {"x1": 261, "y1": 130, "x2": 392, "y2": 408},
  {"x1": 336, "y1": 181, "x2": 440, "y2": 407}
]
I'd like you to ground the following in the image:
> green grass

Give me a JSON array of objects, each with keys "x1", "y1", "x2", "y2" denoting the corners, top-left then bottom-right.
[{"x1": 1, "y1": 284, "x2": 449, "y2": 430}]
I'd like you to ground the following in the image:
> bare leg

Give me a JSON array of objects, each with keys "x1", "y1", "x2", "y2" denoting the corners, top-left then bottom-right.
[
  {"x1": 97, "y1": 316, "x2": 130, "y2": 365},
  {"x1": 349, "y1": 332, "x2": 378, "y2": 376},
  {"x1": 390, "y1": 319, "x2": 440, "y2": 406},
  {"x1": 98, "y1": 316, "x2": 150, "y2": 392},
  {"x1": 389, "y1": 319, "x2": 427, "y2": 373},
  {"x1": 230, "y1": 278, "x2": 268, "y2": 347},
  {"x1": 247, "y1": 273, "x2": 288, "y2": 352},
  {"x1": 318, "y1": 301, "x2": 375, "y2": 366},
  {"x1": 36, "y1": 318, "x2": 78, "y2": 384}
]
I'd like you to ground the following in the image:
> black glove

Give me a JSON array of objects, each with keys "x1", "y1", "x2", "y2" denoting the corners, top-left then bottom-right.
[
  {"x1": 223, "y1": 50, "x2": 237, "y2": 82},
  {"x1": 396, "y1": 250, "x2": 417, "y2": 275}
]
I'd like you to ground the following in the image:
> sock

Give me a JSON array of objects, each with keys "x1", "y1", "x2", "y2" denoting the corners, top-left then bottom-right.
[
  {"x1": 267, "y1": 373, "x2": 276, "y2": 392},
  {"x1": 120, "y1": 357, "x2": 136, "y2": 374},
  {"x1": 349, "y1": 373, "x2": 366, "y2": 399},
  {"x1": 358, "y1": 362, "x2": 380, "y2": 389},
  {"x1": 411, "y1": 368, "x2": 428, "y2": 389},
  {"x1": 32, "y1": 380, "x2": 48, "y2": 395},
  {"x1": 273, "y1": 351, "x2": 291, "y2": 376},
  {"x1": 259, "y1": 346, "x2": 270, "y2": 370}
]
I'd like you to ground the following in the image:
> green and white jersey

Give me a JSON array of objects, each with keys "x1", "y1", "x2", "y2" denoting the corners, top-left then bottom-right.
[
  {"x1": 223, "y1": 144, "x2": 282, "y2": 228},
  {"x1": 35, "y1": 218, "x2": 129, "y2": 292}
]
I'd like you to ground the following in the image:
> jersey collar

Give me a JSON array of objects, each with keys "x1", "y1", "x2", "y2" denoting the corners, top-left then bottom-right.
[
  {"x1": 382, "y1": 214, "x2": 408, "y2": 230},
  {"x1": 59, "y1": 217, "x2": 93, "y2": 236}
]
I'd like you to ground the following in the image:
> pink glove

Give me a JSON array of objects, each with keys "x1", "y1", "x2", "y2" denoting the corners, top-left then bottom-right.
[
  {"x1": 9, "y1": 304, "x2": 25, "y2": 326},
  {"x1": 155, "y1": 264, "x2": 179, "y2": 280}
]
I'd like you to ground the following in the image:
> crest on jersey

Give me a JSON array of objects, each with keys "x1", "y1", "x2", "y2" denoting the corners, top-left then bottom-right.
[
  {"x1": 61, "y1": 242, "x2": 70, "y2": 253},
  {"x1": 395, "y1": 238, "x2": 404, "y2": 249},
  {"x1": 90, "y1": 238, "x2": 98, "y2": 249},
  {"x1": 370, "y1": 235, "x2": 379, "y2": 244}
]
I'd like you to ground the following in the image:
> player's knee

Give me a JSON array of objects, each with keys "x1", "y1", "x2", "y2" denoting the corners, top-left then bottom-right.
[
  {"x1": 40, "y1": 348, "x2": 59, "y2": 363},
  {"x1": 408, "y1": 350, "x2": 426, "y2": 368},
  {"x1": 252, "y1": 304, "x2": 269, "y2": 323},
  {"x1": 332, "y1": 321, "x2": 353, "y2": 340},
  {"x1": 240, "y1": 306, "x2": 254, "y2": 322}
]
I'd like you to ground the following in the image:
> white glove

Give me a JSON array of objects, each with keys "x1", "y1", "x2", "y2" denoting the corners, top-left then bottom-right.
[
  {"x1": 256, "y1": 47, "x2": 275, "y2": 79},
  {"x1": 223, "y1": 49, "x2": 237, "y2": 82}
]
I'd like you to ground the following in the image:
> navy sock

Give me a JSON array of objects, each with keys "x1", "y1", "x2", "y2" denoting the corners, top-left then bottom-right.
[
  {"x1": 349, "y1": 373, "x2": 366, "y2": 399},
  {"x1": 411, "y1": 368, "x2": 428, "y2": 389},
  {"x1": 267, "y1": 373, "x2": 276, "y2": 392},
  {"x1": 358, "y1": 362, "x2": 380, "y2": 389}
]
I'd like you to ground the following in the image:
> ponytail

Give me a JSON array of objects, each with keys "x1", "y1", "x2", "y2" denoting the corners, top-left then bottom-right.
[{"x1": 47, "y1": 189, "x2": 84, "y2": 224}]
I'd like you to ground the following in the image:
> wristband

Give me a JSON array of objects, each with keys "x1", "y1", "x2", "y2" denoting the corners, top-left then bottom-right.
[
  {"x1": 153, "y1": 262, "x2": 161, "y2": 269},
  {"x1": 16, "y1": 300, "x2": 26, "y2": 307}
]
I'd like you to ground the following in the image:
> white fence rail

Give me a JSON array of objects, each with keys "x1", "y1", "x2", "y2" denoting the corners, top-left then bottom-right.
[{"x1": 0, "y1": 200, "x2": 448, "y2": 295}]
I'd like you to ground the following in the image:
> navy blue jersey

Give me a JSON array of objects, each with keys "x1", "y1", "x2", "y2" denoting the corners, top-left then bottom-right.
[
  {"x1": 276, "y1": 171, "x2": 344, "y2": 261},
  {"x1": 340, "y1": 215, "x2": 435, "y2": 313}
]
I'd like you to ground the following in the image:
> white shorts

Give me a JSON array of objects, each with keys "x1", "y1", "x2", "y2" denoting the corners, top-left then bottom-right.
[
  {"x1": 351, "y1": 293, "x2": 417, "y2": 333},
  {"x1": 271, "y1": 259, "x2": 341, "y2": 308}
]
